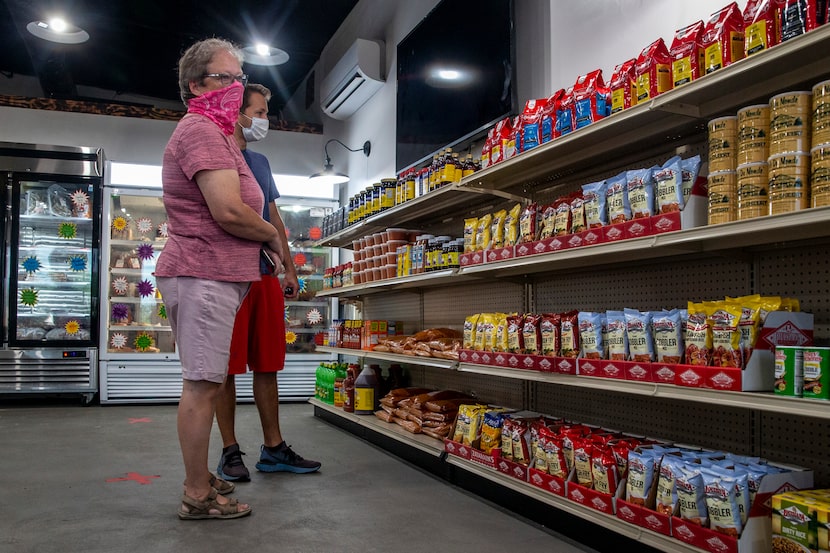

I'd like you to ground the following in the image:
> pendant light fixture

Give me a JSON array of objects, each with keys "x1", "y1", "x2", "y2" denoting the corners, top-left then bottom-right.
[{"x1": 308, "y1": 139, "x2": 371, "y2": 186}]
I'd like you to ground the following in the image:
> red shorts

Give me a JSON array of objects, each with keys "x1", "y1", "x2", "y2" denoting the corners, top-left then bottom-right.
[{"x1": 228, "y1": 274, "x2": 286, "y2": 374}]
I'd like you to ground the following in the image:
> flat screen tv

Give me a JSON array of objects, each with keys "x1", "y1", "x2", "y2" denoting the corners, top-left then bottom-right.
[{"x1": 396, "y1": 0, "x2": 515, "y2": 172}]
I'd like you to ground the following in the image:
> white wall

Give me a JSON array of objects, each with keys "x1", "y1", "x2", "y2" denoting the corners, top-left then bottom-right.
[
  {"x1": 549, "y1": 0, "x2": 737, "y2": 92},
  {"x1": 0, "y1": 105, "x2": 324, "y2": 176}
]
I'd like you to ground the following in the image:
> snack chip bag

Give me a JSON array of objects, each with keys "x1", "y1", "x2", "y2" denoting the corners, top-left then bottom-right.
[
  {"x1": 522, "y1": 313, "x2": 542, "y2": 355},
  {"x1": 652, "y1": 309, "x2": 685, "y2": 363},
  {"x1": 474, "y1": 313, "x2": 493, "y2": 352},
  {"x1": 506, "y1": 314, "x2": 525, "y2": 353},
  {"x1": 570, "y1": 194, "x2": 587, "y2": 233},
  {"x1": 582, "y1": 180, "x2": 608, "y2": 228},
  {"x1": 701, "y1": 467, "x2": 744, "y2": 537},
  {"x1": 676, "y1": 466, "x2": 709, "y2": 526},
  {"x1": 504, "y1": 203, "x2": 522, "y2": 246},
  {"x1": 480, "y1": 410, "x2": 507, "y2": 454},
  {"x1": 681, "y1": 155, "x2": 702, "y2": 204},
  {"x1": 490, "y1": 209, "x2": 507, "y2": 249},
  {"x1": 540, "y1": 313, "x2": 561, "y2": 356},
  {"x1": 626, "y1": 167, "x2": 656, "y2": 219},
  {"x1": 605, "y1": 310, "x2": 629, "y2": 360},
  {"x1": 560, "y1": 310, "x2": 580, "y2": 358},
  {"x1": 573, "y1": 437, "x2": 595, "y2": 487},
  {"x1": 540, "y1": 203, "x2": 557, "y2": 239},
  {"x1": 463, "y1": 217, "x2": 478, "y2": 253},
  {"x1": 519, "y1": 203, "x2": 540, "y2": 243},
  {"x1": 476, "y1": 213, "x2": 493, "y2": 252},
  {"x1": 655, "y1": 156, "x2": 684, "y2": 213},
  {"x1": 578, "y1": 311, "x2": 604, "y2": 359},
  {"x1": 553, "y1": 197, "x2": 573, "y2": 236},
  {"x1": 626, "y1": 448, "x2": 659, "y2": 505},
  {"x1": 592, "y1": 445, "x2": 620, "y2": 495},
  {"x1": 707, "y1": 301, "x2": 743, "y2": 368},
  {"x1": 685, "y1": 302, "x2": 713, "y2": 365},
  {"x1": 464, "y1": 313, "x2": 480, "y2": 349},
  {"x1": 625, "y1": 309, "x2": 655, "y2": 362},
  {"x1": 656, "y1": 454, "x2": 685, "y2": 515},
  {"x1": 606, "y1": 171, "x2": 630, "y2": 224}
]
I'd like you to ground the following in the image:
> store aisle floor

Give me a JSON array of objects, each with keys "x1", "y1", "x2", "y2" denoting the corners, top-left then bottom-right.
[{"x1": 2, "y1": 402, "x2": 598, "y2": 553}]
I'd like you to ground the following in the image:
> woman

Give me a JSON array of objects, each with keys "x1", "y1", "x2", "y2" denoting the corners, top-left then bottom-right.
[{"x1": 156, "y1": 38, "x2": 283, "y2": 520}]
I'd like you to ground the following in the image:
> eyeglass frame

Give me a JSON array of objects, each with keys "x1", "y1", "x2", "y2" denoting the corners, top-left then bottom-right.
[{"x1": 201, "y1": 73, "x2": 249, "y2": 87}]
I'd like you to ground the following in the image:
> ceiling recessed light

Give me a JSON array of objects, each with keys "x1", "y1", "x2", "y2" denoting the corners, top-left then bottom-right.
[
  {"x1": 242, "y1": 45, "x2": 289, "y2": 66},
  {"x1": 26, "y1": 18, "x2": 89, "y2": 44}
]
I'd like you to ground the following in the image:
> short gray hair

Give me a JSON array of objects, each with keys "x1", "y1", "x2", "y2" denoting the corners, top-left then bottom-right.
[
  {"x1": 177, "y1": 38, "x2": 244, "y2": 106},
  {"x1": 242, "y1": 83, "x2": 272, "y2": 111}
]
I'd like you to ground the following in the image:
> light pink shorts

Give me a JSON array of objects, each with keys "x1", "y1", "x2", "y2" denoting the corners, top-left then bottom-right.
[{"x1": 156, "y1": 276, "x2": 249, "y2": 383}]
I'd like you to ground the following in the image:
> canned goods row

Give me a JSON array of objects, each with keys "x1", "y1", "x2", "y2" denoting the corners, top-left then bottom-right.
[{"x1": 775, "y1": 346, "x2": 830, "y2": 400}]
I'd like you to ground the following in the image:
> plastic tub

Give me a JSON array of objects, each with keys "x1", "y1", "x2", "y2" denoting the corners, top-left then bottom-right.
[
  {"x1": 371, "y1": 267, "x2": 383, "y2": 281},
  {"x1": 387, "y1": 239, "x2": 408, "y2": 253},
  {"x1": 385, "y1": 252, "x2": 397, "y2": 265},
  {"x1": 386, "y1": 227, "x2": 408, "y2": 240},
  {"x1": 384, "y1": 264, "x2": 396, "y2": 279}
]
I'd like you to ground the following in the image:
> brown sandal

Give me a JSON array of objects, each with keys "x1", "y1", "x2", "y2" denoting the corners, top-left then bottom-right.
[
  {"x1": 209, "y1": 473, "x2": 235, "y2": 495},
  {"x1": 178, "y1": 488, "x2": 251, "y2": 520}
]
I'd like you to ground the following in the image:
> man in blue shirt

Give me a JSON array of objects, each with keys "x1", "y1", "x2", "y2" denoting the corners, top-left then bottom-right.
[{"x1": 215, "y1": 83, "x2": 321, "y2": 480}]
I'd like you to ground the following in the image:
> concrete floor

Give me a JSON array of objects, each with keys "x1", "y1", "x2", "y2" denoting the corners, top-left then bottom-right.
[{"x1": 2, "y1": 402, "x2": 598, "y2": 553}]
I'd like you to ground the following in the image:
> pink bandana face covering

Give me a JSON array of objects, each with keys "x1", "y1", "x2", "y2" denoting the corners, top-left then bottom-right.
[{"x1": 186, "y1": 81, "x2": 244, "y2": 135}]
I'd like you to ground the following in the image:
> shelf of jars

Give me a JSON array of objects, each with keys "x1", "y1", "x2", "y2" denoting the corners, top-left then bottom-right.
[
  {"x1": 316, "y1": 268, "x2": 473, "y2": 299},
  {"x1": 317, "y1": 25, "x2": 830, "y2": 251},
  {"x1": 316, "y1": 345, "x2": 830, "y2": 420}
]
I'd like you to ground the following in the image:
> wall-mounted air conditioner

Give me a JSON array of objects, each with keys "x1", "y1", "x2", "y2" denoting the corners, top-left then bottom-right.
[{"x1": 320, "y1": 38, "x2": 385, "y2": 120}]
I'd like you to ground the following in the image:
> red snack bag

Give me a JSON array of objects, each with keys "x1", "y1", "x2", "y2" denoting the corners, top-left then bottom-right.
[
  {"x1": 519, "y1": 203, "x2": 540, "y2": 243},
  {"x1": 481, "y1": 127, "x2": 495, "y2": 169},
  {"x1": 570, "y1": 194, "x2": 587, "y2": 233},
  {"x1": 702, "y1": 2, "x2": 746, "y2": 74},
  {"x1": 609, "y1": 438, "x2": 639, "y2": 480},
  {"x1": 670, "y1": 21, "x2": 705, "y2": 88},
  {"x1": 610, "y1": 59, "x2": 637, "y2": 114},
  {"x1": 591, "y1": 445, "x2": 620, "y2": 495},
  {"x1": 505, "y1": 115, "x2": 520, "y2": 160},
  {"x1": 555, "y1": 87, "x2": 575, "y2": 138},
  {"x1": 489, "y1": 118, "x2": 508, "y2": 165},
  {"x1": 522, "y1": 313, "x2": 542, "y2": 354},
  {"x1": 635, "y1": 38, "x2": 672, "y2": 103},
  {"x1": 540, "y1": 313, "x2": 561, "y2": 356},
  {"x1": 510, "y1": 418, "x2": 533, "y2": 465},
  {"x1": 572, "y1": 436, "x2": 595, "y2": 487},
  {"x1": 560, "y1": 310, "x2": 580, "y2": 358},
  {"x1": 552, "y1": 196, "x2": 572, "y2": 236},
  {"x1": 506, "y1": 314, "x2": 525, "y2": 354},
  {"x1": 520, "y1": 98, "x2": 548, "y2": 152},
  {"x1": 744, "y1": 0, "x2": 781, "y2": 56},
  {"x1": 560, "y1": 424, "x2": 591, "y2": 474},
  {"x1": 539, "y1": 203, "x2": 557, "y2": 239},
  {"x1": 536, "y1": 425, "x2": 568, "y2": 477},
  {"x1": 573, "y1": 69, "x2": 607, "y2": 129},
  {"x1": 540, "y1": 89, "x2": 564, "y2": 143}
]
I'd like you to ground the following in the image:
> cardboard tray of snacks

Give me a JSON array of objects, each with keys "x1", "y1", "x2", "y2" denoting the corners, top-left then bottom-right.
[
  {"x1": 566, "y1": 475, "x2": 625, "y2": 515},
  {"x1": 528, "y1": 467, "x2": 569, "y2": 497},
  {"x1": 615, "y1": 497, "x2": 672, "y2": 536}
]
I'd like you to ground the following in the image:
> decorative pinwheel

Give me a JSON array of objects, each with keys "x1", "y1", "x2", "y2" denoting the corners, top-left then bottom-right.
[
  {"x1": 22, "y1": 256, "x2": 42, "y2": 274},
  {"x1": 306, "y1": 308, "x2": 323, "y2": 325},
  {"x1": 137, "y1": 243, "x2": 155, "y2": 261},
  {"x1": 112, "y1": 276, "x2": 129, "y2": 295},
  {"x1": 64, "y1": 320, "x2": 80, "y2": 335},
  {"x1": 134, "y1": 332, "x2": 155, "y2": 352},
  {"x1": 111, "y1": 303, "x2": 130, "y2": 321},
  {"x1": 137, "y1": 279, "x2": 155, "y2": 298},
  {"x1": 58, "y1": 222, "x2": 77, "y2": 239},
  {"x1": 136, "y1": 217, "x2": 153, "y2": 235},
  {"x1": 20, "y1": 288, "x2": 39, "y2": 307},
  {"x1": 69, "y1": 255, "x2": 87, "y2": 271},
  {"x1": 112, "y1": 216, "x2": 128, "y2": 232},
  {"x1": 110, "y1": 333, "x2": 128, "y2": 349}
]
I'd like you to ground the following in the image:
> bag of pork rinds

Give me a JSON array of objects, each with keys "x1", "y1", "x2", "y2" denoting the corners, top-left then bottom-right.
[
  {"x1": 670, "y1": 20, "x2": 705, "y2": 88},
  {"x1": 702, "y1": 2, "x2": 745, "y2": 75}
]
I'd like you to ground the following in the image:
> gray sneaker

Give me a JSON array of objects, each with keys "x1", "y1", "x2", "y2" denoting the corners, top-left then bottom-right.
[
  {"x1": 216, "y1": 443, "x2": 250, "y2": 482},
  {"x1": 255, "y1": 442, "x2": 321, "y2": 474}
]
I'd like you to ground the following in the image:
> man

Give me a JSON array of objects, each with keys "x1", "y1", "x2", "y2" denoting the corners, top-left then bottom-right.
[{"x1": 215, "y1": 83, "x2": 321, "y2": 481}]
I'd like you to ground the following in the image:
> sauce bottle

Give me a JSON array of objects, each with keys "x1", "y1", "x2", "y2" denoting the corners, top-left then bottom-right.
[
  {"x1": 343, "y1": 364, "x2": 358, "y2": 412},
  {"x1": 354, "y1": 363, "x2": 381, "y2": 414}
]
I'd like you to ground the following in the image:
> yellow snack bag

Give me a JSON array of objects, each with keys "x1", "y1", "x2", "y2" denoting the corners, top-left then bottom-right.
[
  {"x1": 463, "y1": 314, "x2": 480, "y2": 349},
  {"x1": 463, "y1": 217, "x2": 478, "y2": 253},
  {"x1": 758, "y1": 296, "x2": 782, "y2": 324},
  {"x1": 504, "y1": 203, "x2": 522, "y2": 246},
  {"x1": 706, "y1": 301, "x2": 744, "y2": 368},
  {"x1": 727, "y1": 296, "x2": 762, "y2": 365},
  {"x1": 685, "y1": 301, "x2": 713, "y2": 365},
  {"x1": 495, "y1": 312, "x2": 514, "y2": 353},
  {"x1": 474, "y1": 313, "x2": 492, "y2": 351},
  {"x1": 483, "y1": 313, "x2": 501, "y2": 351},
  {"x1": 476, "y1": 213, "x2": 493, "y2": 251},
  {"x1": 490, "y1": 209, "x2": 507, "y2": 249}
]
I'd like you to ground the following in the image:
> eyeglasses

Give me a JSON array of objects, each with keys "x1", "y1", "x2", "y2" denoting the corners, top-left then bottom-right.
[{"x1": 201, "y1": 73, "x2": 248, "y2": 87}]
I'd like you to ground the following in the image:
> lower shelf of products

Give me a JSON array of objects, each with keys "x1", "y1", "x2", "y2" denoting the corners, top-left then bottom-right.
[{"x1": 311, "y1": 398, "x2": 701, "y2": 553}]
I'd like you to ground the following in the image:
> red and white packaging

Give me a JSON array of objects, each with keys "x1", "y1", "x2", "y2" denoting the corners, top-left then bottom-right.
[
  {"x1": 609, "y1": 59, "x2": 637, "y2": 114},
  {"x1": 572, "y1": 69, "x2": 607, "y2": 129},
  {"x1": 481, "y1": 127, "x2": 495, "y2": 169},
  {"x1": 635, "y1": 38, "x2": 673, "y2": 103},
  {"x1": 490, "y1": 117, "x2": 513, "y2": 165},
  {"x1": 519, "y1": 98, "x2": 547, "y2": 152},
  {"x1": 670, "y1": 21, "x2": 705, "y2": 88},
  {"x1": 743, "y1": 0, "x2": 782, "y2": 56},
  {"x1": 505, "y1": 116, "x2": 521, "y2": 160},
  {"x1": 701, "y1": 2, "x2": 746, "y2": 75},
  {"x1": 540, "y1": 89, "x2": 563, "y2": 144},
  {"x1": 555, "y1": 87, "x2": 575, "y2": 139}
]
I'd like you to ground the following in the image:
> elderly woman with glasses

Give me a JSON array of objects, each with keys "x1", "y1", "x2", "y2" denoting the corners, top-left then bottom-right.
[{"x1": 155, "y1": 37, "x2": 284, "y2": 520}]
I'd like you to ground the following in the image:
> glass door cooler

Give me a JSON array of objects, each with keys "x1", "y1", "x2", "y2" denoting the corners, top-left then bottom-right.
[{"x1": 1, "y1": 142, "x2": 103, "y2": 404}]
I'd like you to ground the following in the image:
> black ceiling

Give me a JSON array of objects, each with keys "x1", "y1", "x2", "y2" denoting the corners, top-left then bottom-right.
[{"x1": 0, "y1": 0, "x2": 358, "y2": 115}]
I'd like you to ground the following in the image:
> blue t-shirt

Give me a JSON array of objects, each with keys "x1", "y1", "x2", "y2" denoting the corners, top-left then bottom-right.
[
  {"x1": 242, "y1": 148, "x2": 281, "y2": 273},
  {"x1": 242, "y1": 149, "x2": 280, "y2": 220}
]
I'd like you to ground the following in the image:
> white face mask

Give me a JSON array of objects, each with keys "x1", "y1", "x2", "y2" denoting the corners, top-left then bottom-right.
[{"x1": 239, "y1": 112, "x2": 269, "y2": 142}]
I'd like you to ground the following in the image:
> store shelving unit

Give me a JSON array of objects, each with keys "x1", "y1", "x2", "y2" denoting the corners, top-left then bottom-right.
[{"x1": 314, "y1": 26, "x2": 830, "y2": 553}]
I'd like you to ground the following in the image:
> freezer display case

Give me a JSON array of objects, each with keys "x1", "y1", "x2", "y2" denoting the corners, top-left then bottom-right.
[
  {"x1": 1, "y1": 142, "x2": 103, "y2": 404},
  {"x1": 98, "y1": 180, "x2": 337, "y2": 403}
]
